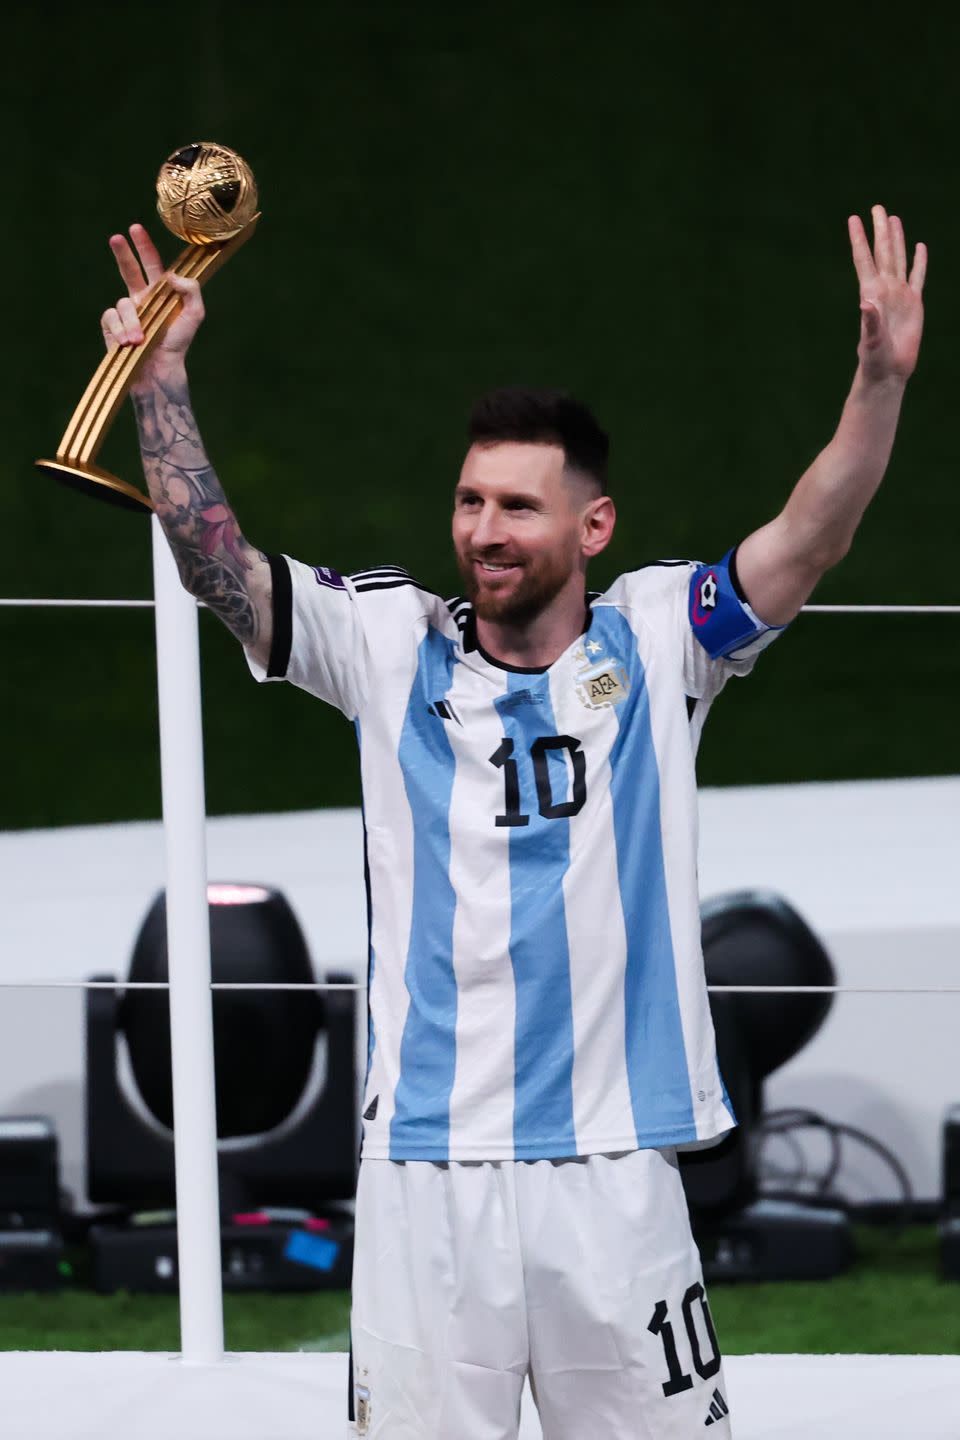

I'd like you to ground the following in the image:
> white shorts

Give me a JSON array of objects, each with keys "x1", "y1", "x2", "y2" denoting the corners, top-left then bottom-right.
[{"x1": 350, "y1": 1148, "x2": 732, "y2": 1439}]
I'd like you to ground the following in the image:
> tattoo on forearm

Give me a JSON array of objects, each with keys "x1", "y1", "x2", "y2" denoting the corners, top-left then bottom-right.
[{"x1": 132, "y1": 379, "x2": 267, "y2": 645}]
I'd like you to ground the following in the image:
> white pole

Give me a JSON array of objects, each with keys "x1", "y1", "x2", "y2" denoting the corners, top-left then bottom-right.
[{"x1": 151, "y1": 515, "x2": 225, "y2": 1364}]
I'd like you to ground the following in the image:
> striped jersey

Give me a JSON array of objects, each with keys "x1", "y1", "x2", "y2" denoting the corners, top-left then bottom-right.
[{"x1": 248, "y1": 549, "x2": 784, "y2": 1161}]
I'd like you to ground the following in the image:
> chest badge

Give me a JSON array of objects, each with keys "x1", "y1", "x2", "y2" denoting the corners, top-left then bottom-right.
[{"x1": 573, "y1": 641, "x2": 631, "y2": 711}]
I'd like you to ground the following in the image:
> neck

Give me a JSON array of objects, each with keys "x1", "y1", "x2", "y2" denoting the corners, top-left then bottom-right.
[{"x1": 474, "y1": 577, "x2": 589, "y2": 670}]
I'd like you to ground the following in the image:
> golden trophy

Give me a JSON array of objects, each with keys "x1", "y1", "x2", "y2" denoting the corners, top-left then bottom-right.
[{"x1": 36, "y1": 142, "x2": 260, "y2": 513}]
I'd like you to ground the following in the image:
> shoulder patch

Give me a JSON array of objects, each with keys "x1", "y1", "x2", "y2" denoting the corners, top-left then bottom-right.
[{"x1": 311, "y1": 564, "x2": 346, "y2": 590}]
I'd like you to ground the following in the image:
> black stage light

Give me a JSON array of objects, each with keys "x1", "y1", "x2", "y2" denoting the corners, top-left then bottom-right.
[
  {"x1": 122, "y1": 885, "x2": 323, "y2": 1141},
  {"x1": 680, "y1": 890, "x2": 853, "y2": 1281},
  {"x1": 85, "y1": 884, "x2": 358, "y2": 1292}
]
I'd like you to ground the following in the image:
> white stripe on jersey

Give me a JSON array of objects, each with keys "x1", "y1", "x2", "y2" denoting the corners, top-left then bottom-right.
[
  {"x1": 358, "y1": 630, "x2": 424, "y2": 1144},
  {"x1": 445, "y1": 663, "x2": 518, "y2": 1154}
]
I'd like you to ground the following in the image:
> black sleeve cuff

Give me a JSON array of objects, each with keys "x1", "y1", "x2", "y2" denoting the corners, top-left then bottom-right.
[
  {"x1": 266, "y1": 553, "x2": 293, "y2": 678},
  {"x1": 728, "y1": 544, "x2": 748, "y2": 604}
]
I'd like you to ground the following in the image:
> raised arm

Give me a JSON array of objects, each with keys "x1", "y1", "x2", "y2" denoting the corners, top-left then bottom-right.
[
  {"x1": 101, "y1": 224, "x2": 273, "y2": 668},
  {"x1": 735, "y1": 205, "x2": 927, "y2": 626}
]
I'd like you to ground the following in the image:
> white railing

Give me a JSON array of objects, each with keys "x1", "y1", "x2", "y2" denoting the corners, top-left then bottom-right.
[{"x1": 150, "y1": 520, "x2": 223, "y2": 1362}]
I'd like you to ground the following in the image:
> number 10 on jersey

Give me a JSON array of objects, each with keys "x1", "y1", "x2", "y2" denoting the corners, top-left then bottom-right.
[{"x1": 489, "y1": 734, "x2": 587, "y2": 827}]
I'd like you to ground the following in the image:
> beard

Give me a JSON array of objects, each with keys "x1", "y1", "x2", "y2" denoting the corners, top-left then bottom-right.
[{"x1": 455, "y1": 550, "x2": 572, "y2": 626}]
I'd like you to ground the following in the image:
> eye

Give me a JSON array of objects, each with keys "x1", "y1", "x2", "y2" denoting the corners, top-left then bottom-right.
[
  {"x1": 506, "y1": 499, "x2": 532, "y2": 512},
  {"x1": 456, "y1": 492, "x2": 480, "y2": 508}
]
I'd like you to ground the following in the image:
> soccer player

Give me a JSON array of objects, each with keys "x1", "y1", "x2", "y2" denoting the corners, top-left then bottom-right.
[{"x1": 102, "y1": 205, "x2": 924, "y2": 1438}]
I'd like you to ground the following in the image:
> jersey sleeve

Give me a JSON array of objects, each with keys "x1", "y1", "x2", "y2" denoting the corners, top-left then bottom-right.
[
  {"x1": 244, "y1": 554, "x2": 371, "y2": 719},
  {"x1": 683, "y1": 547, "x2": 785, "y2": 698}
]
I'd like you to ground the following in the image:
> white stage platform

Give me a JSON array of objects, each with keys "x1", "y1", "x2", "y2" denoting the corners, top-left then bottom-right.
[{"x1": 3, "y1": 1350, "x2": 958, "y2": 1438}]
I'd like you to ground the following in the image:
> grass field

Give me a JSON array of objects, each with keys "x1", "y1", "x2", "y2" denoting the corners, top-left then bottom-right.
[{"x1": 1, "y1": 1229, "x2": 956, "y2": 1356}]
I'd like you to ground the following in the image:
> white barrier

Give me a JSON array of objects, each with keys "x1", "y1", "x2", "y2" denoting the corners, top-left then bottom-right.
[{"x1": 1, "y1": 1352, "x2": 958, "y2": 1439}]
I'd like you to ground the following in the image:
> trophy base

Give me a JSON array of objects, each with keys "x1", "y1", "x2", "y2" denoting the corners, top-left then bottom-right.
[{"x1": 35, "y1": 459, "x2": 153, "y2": 514}]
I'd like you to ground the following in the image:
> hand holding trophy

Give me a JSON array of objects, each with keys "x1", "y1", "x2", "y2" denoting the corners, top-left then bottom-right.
[{"x1": 36, "y1": 142, "x2": 259, "y2": 513}]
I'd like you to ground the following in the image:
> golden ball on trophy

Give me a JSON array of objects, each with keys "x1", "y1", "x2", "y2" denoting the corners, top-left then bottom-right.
[{"x1": 156, "y1": 141, "x2": 258, "y2": 245}]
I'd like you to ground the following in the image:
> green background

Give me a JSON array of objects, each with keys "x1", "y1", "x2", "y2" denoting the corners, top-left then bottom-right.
[
  {"x1": 3, "y1": 3, "x2": 957, "y2": 830},
  {"x1": 2, "y1": 1228, "x2": 956, "y2": 1354}
]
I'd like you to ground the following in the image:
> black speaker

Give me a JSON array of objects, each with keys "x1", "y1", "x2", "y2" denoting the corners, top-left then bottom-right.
[
  {"x1": 0, "y1": 1116, "x2": 60, "y2": 1227},
  {"x1": 0, "y1": 1117, "x2": 64, "y2": 1291}
]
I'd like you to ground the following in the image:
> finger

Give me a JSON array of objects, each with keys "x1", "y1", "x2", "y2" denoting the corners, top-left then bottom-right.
[
  {"x1": 165, "y1": 270, "x2": 205, "y2": 316},
  {"x1": 848, "y1": 215, "x2": 877, "y2": 285},
  {"x1": 109, "y1": 233, "x2": 148, "y2": 297},
  {"x1": 100, "y1": 306, "x2": 126, "y2": 350},
  {"x1": 889, "y1": 215, "x2": 908, "y2": 280},
  {"x1": 116, "y1": 296, "x2": 144, "y2": 344},
  {"x1": 872, "y1": 204, "x2": 895, "y2": 276},
  {"x1": 909, "y1": 241, "x2": 928, "y2": 295},
  {"x1": 128, "y1": 223, "x2": 165, "y2": 286}
]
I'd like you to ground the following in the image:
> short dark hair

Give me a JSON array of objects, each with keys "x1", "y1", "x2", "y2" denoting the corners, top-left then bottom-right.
[{"x1": 467, "y1": 386, "x2": 609, "y2": 492}]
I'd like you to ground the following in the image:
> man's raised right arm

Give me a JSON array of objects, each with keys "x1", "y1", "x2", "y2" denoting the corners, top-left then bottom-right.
[{"x1": 103, "y1": 224, "x2": 273, "y2": 668}]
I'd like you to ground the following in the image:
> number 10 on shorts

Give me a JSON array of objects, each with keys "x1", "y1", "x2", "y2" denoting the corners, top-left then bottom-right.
[{"x1": 648, "y1": 1283, "x2": 722, "y2": 1396}]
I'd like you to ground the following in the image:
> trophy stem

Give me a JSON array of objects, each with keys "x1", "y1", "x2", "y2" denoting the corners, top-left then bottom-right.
[
  {"x1": 36, "y1": 214, "x2": 259, "y2": 513},
  {"x1": 64, "y1": 243, "x2": 209, "y2": 466}
]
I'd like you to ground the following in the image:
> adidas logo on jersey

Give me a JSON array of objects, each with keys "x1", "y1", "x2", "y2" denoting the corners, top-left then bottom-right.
[
  {"x1": 427, "y1": 699, "x2": 462, "y2": 725},
  {"x1": 704, "y1": 1386, "x2": 729, "y2": 1425}
]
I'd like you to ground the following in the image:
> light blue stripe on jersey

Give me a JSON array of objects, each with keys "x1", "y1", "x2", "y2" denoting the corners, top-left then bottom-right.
[
  {"x1": 495, "y1": 671, "x2": 577, "y2": 1158},
  {"x1": 389, "y1": 629, "x2": 459, "y2": 1157},
  {"x1": 590, "y1": 607, "x2": 698, "y2": 1144}
]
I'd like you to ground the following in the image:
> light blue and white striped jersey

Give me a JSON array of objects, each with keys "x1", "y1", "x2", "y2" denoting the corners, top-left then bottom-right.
[{"x1": 248, "y1": 550, "x2": 783, "y2": 1161}]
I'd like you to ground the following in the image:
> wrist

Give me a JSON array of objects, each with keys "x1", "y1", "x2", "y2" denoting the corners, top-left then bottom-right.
[
  {"x1": 130, "y1": 351, "x2": 188, "y2": 397},
  {"x1": 851, "y1": 364, "x2": 908, "y2": 401}
]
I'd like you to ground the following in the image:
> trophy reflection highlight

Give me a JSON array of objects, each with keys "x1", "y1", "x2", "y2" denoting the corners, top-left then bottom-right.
[{"x1": 36, "y1": 142, "x2": 260, "y2": 513}]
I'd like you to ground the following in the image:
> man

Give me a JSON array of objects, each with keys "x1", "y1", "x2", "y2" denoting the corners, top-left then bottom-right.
[{"x1": 103, "y1": 205, "x2": 925, "y2": 1438}]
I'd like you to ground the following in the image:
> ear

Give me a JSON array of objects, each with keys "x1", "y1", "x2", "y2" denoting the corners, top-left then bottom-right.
[{"x1": 581, "y1": 495, "x2": 616, "y2": 559}]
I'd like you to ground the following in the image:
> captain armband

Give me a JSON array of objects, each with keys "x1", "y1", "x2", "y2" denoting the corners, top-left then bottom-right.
[{"x1": 689, "y1": 549, "x2": 785, "y2": 661}]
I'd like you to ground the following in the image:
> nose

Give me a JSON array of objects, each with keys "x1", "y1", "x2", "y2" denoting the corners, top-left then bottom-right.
[{"x1": 471, "y1": 501, "x2": 507, "y2": 551}]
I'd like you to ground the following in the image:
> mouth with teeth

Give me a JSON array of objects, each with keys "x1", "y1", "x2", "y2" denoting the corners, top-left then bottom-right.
[
  {"x1": 457, "y1": 546, "x2": 565, "y2": 623},
  {"x1": 475, "y1": 558, "x2": 521, "y2": 576}
]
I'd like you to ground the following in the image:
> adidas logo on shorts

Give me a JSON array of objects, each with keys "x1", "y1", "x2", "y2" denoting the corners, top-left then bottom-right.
[{"x1": 704, "y1": 1386, "x2": 729, "y2": 1425}]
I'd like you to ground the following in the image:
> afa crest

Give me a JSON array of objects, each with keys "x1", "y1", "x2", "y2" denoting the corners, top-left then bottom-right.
[{"x1": 573, "y1": 643, "x2": 630, "y2": 711}]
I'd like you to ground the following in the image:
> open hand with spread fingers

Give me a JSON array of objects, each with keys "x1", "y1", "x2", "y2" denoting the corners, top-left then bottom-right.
[
  {"x1": 100, "y1": 222, "x2": 205, "y2": 388},
  {"x1": 848, "y1": 205, "x2": 926, "y2": 384}
]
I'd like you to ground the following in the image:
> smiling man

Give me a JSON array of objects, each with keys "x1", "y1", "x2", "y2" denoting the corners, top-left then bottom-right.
[{"x1": 103, "y1": 204, "x2": 925, "y2": 1438}]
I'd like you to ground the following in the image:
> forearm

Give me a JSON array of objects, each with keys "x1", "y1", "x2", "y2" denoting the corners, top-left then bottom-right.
[
  {"x1": 736, "y1": 366, "x2": 908, "y2": 625},
  {"x1": 780, "y1": 365, "x2": 907, "y2": 567},
  {"x1": 736, "y1": 207, "x2": 924, "y2": 627},
  {"x1": 131, "y1": 361, "x2": 271, "y2": 651}
]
